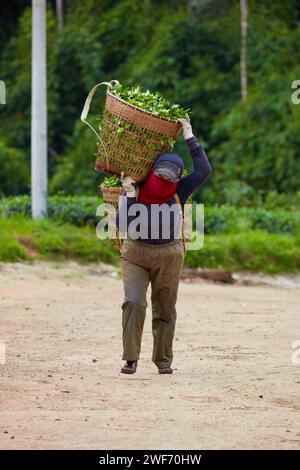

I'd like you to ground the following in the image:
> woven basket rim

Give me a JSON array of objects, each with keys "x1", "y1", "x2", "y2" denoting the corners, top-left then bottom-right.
[
  {"x1": 100, "y1": 183, "x2": 123, "y2": 193},
  {"x1": 107, "y1": 91, "x2": 182, "y2": 125}
]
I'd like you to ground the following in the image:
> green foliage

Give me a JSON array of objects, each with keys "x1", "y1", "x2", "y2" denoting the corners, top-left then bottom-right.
[
  {"x1": 1, "y1": 196, "x2": 299, "y2": 236},
  {"x1": 110, "y1": 82, "x2": 190, "y2": 119},
  {"x1": 200, "y1": 184, "x2": 300, "y2": 210},
  {"x1": 204, "y1": 206, "x2": 300, "y2": 234},
  {"x1": 0, "y1": 0, "x2": 299, "y2": 199},
  {"x1": 185, "y1": 230, "x2": 300, "y2": 274},
  {"x1": 0, "y1": 136, "x2": 29, "y2": 195},
  {"x1": 0, "y1": 231, "x2": 29, "y2": 262},
  {"x1": 0, "y1": 195, "x2": 102, "y2": 226},
  {"x1": 263, "y1": 191, "x2": 300, "y2": 211},
  {"x1": 208, "y1": 1, "x2": 300, "y2": 195},
  {"x1": 0, "y1": 216, "x2": 118, "y2": 264},
  {"x1": 102, "y1": 175, "x2": 122, "y2": 187},
  {"x1": 1, "y1": 215, "x2": 299, "y2": 273},
  {"x1": 49, "y1": 121, "x2": 101, "y2": 195},
  {"x1": 210, "y1": 79, "x2": 300, "y2": 193}
]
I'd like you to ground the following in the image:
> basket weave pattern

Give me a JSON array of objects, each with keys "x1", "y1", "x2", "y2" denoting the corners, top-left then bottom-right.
[
  {"x1": 95, "y1": 92, "x2": 182, "y2": 182},
  {"x1": 100, "y1": 184, "x2": 123, "y2": 208}
]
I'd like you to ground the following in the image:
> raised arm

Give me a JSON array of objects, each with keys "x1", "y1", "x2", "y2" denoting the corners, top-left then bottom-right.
[{"x1": 176, "y1": 118, "x2": 212, "y2": 204}]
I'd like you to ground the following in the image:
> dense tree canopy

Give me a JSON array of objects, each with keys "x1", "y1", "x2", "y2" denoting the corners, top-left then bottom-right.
[{"x1": 0, "y1": 0, "x2": 299, "y2": 202}]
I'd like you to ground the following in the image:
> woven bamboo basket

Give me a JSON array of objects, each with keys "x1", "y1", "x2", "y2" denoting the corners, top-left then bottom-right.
[
  {"x1": 100, "y1": 184, "x2": 123, "y2": 208},
  {"x1": 81, "y1": 80, "x2": 183, "y2": 182},
  {"x1": 98, "y1": 184, "x2": 124, "y2": 253}
]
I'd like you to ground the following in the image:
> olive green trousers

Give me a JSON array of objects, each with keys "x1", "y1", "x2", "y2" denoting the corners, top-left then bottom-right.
[{"x1": 120, "y1": 237, "x2": 185, "y2": 369}]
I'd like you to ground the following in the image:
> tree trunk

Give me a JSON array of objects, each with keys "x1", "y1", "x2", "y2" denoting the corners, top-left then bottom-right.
[
  {"x1": 56, "y1": 0, "x2": 64, "y2": 29},
  {"x1": 0, "y1": 80, "x2": 6, "y2": 104},
  {"x1": 31, "y1": 0, "x2": 47, "y2": 219},
  {"x1": 240, "y1": 0, "x2": 248, "y2": 102}
]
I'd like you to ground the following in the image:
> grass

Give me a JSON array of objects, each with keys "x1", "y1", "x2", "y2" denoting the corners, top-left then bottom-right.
[
  {"x1": 0, "y1": 216, "x2": 300, "y2": 273},
  {"x1": 185, "y1": 230, "x2": 300, "y2": 274},
  {"x1": 0, "y1": 216, "x2": 118, "y2": 264}
]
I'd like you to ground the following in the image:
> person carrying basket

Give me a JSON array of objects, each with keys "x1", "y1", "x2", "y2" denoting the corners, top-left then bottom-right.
[{"x1": 116, "y1": 117, "x2": 212, "y2": 375}]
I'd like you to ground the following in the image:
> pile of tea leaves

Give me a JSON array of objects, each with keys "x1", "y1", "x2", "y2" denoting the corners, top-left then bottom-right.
[
  {"x1": 110, "y1": 82, "x2": 190, "y2": 120},
  {"x1": 101, "y1": 175, "x2": 122, "y2": 187}
]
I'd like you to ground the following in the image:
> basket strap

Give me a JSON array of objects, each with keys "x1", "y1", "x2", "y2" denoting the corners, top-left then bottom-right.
[
  {"x1": 80, "y1": 80, "x2": 119, "y2": 139},
  {"x1": 81, "y1": 79, "x2": 120, "y2": 171}
]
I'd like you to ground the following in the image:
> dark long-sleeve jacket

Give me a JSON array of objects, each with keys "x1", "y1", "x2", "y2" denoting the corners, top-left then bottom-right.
[{"x1": 116, "y1": 135, "x2": 212, "y2": 244}]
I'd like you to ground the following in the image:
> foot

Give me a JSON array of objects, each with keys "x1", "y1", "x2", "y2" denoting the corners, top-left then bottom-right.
[
  {"x1": 158, "y1": 366, "x2": 173, "y2": 374},
  {"x1": 121, "y1": 360, "x2": 138, "y2": 374}
]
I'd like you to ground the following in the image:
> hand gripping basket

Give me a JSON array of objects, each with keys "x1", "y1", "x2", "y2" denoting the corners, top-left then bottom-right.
[{"x1": 81, "y1": 79, "x2": 182, "y2": 182}]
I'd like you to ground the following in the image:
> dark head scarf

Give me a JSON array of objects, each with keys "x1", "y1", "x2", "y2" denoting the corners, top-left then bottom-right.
[{"x1": 137, "y1": 152, "x2": 184, "y2": 204}]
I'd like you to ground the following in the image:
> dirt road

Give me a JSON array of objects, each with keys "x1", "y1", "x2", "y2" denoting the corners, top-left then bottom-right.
[{"x1": 0, "y1": 261, "x2": 299, "y2": 450}]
